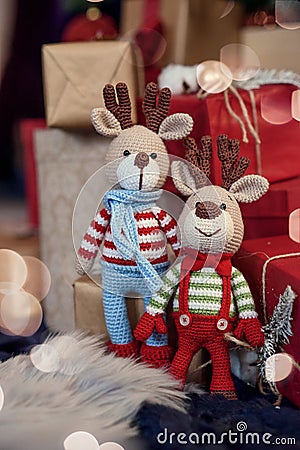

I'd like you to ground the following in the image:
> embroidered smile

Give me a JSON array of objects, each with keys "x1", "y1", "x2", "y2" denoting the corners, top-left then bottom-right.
[{"x1": 195, "y1": 227, "x2": 221, "y2": 237}]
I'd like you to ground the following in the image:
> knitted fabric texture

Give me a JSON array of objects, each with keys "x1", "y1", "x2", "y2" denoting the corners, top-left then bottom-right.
[
  {"x1": 143, "y1": 82, "x2": 171, "y2": 133},
  {"x1": 103, "y1": 189, "x2": 163, "y2": 292},
  {"x1": 103, "y1": 82, "x2": 133, "y2": 129}
]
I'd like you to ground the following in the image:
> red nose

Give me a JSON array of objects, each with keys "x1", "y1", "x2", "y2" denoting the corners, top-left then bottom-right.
[
  {"x1": 134, "y1": 152, "x2": 149, "y2": 169},
  {"x1": 195, "y1": 201, "x2": 221, "y2": 220}
]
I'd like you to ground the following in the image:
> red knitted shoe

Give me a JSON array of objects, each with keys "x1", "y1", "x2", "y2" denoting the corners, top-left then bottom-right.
[
  {"x1": 107, "y1": 340, "x2": 139, "y2": 358},
  {"x1": 140, "y1": 343, "x2": 173, "y2": 368}
]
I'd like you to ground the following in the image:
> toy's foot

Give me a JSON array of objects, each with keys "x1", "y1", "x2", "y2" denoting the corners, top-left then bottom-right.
[
  {"x1": 210, "y1": 390, "x2": 238, "y2": 400},
  {"x1": 140, "y1": 343, "x2": 173, "y2": 369},
  {"x1": 107, "y1": 340, "x2": 139, "y2": 358}
]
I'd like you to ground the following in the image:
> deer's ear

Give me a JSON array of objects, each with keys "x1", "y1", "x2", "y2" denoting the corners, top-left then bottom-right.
[
  {"x1": 158, "y1": 113, "x2": 193, "y2": 140},
  {"x1": 91, "y1": 108, "x2": 122, "y2": 137},
  {"x1": 171, "y1": 160, "x2": 197, "y2": 196},
  {"x1": 229, "y1": 175, "x2": 269, "y2": 203}
]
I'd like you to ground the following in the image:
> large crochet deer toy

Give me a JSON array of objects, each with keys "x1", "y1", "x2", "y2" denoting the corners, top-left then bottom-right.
[
  {"x1": 76, "y1": 82, "x2": 193, "y2": 366},
  {"x1": 135, "y1": 134, "x2": 269, "y2": 399}
]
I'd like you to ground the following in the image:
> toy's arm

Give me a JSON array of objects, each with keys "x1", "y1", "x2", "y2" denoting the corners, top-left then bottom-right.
[
  {"x1": 76, "y1": 207, "x2": 111, "y2": 275},
  {"x1": 134, "y1": 263, "x2": 181, "y2": 341},
  {"x1": 231, "y1": 269, "x2": 264, "y2": 347},
  {"x1": 153, "y1": 208, "x2": 180, "y2": 256}
]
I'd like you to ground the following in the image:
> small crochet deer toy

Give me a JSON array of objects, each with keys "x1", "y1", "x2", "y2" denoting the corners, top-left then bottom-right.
[
  {"x1": 76, "y1": 82, "x2": 193, "y2": 366},
  {"x1": 135, "y1": 134, "x2": 269, "y2": 399}
]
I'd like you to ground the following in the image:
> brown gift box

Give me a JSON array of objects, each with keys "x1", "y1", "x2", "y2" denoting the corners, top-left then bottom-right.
[
  {"x1": 34, "y1": 128, "x2": 110, "y2": 331},
  {"x1": 42, "y1": 41, "x2": 144, "y2": 129},
  {"x1": 74, "y1": 275, "x2": 145, "y2": 337},
  {"x1": 121, "y1": 0, "x2": 243, "y2": 65}
]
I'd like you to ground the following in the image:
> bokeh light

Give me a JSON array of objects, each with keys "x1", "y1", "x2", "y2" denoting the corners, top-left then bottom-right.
[
  {"x1": 265, "y1": 353, "x2": 293, "y2": 383},
  {"x1": 291, "y1": 90, "x2": 300, "y2": 121},
  {"x1": 196, "y1": 60, "x2": 232, "y2": 94},
  {"x1": 0, "y1": 249, "x2": 28, "y2": 295},
  {"x1": 289, "y1": 208, "x2": 300, "y2": 243},
  {"x1": 22, "y1": 256, "x2": 51, "y2": 302},
  {"x1": 86, "y1": 7, "x2": 101, "y2": 21},
  {"x1": 275, "y1": 0, "x2": 300, "y2": 30},
  {"x1": 218, "y1": 0, "x2": 235, "y2": 19},
  {"x1": 64, "y1": 431, "x2": 99, "y2": 450},
  {"x1": 220, "y1": 43, "x2": 260, "y2": 81},
  {"x1": 0, "y1": 385, "x2": 4, "y2": 411},
  {"x1": 0, "y1": 291, "x2": 43, "y2": 336},
  {"x1": 30, "y1": 344, "x2": 60, "y2": 373},
  {"x1": 99, "y1": 443, "x2": 125, "y2": 450},
  {"x1": 261, "y1": 91, "x2": 292, "y2": 125}
]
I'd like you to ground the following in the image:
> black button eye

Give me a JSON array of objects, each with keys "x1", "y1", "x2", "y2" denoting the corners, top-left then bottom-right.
[
  {"x1": 123, "y1": 150, "x2": 131, "y2": 157},
  {"x1": 220, "y1": 203, "x2": 226, "y2": 210},
  {"x1": 150, "y1": 152, "x2": 157, "y2": 159}
]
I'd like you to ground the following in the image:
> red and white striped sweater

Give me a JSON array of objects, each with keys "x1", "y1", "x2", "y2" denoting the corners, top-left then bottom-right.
[{"x1": 78, "y1": 206, "x2": 180, "y2": 266}]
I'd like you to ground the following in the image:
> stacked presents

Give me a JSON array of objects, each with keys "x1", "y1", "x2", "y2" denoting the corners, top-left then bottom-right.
[{"x1": 31, "y1": 0, "x2": 300, "y2": 406}]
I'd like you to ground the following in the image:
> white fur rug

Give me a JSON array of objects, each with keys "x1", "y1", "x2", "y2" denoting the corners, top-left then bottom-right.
[{"x1": 0, "y1": 332, "x2": 186, "y2": 450}]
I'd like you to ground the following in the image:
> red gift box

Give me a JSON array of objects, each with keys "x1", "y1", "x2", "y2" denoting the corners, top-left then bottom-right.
[
  {"x1": 206, "y1": 84, "x2": 300, "y2": 239},
  {"x1": 241, "y1": 176, "x2": 300, "y2": 239},
  {"x1": 206, "y1": 84, "x2": 300, "y2": 185},
  {"x1": 19, "y1": 118, "x2": 47, "y2": 228},
  {"x1": 233, "y1": 235, "x2": 300, "y2": 407}
]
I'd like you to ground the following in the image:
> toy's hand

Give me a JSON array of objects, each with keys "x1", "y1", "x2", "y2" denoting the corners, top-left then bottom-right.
[
  {"x1": 75, "y1": 256, "x2": 93, "y2": 276},
  {"x1": 233, "y1": 318, "x2": 264, "y2": 348},
  {"x1": 134, "y1": 312, "x2": 167, "y2": 341}
]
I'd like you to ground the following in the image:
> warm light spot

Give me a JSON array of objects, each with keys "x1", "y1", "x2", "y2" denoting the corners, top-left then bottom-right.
[
  {"x1": 0, "y1": 250, "x2": 27, "y2": 293},
  {"x1": 30, "y1": 344, "x2": 60, "y2": 373},
  {"x1": 220, "y1": 43, "x2": 260, "y2": 81},
  {"x1": 64, "y1": 431, "x2": 99, "y2": 450},
  {"x1": 196, "y1": 60, "x2": 232, "y2": 94},
  {"x1": 0, "y1": 291, "x2": 42, "y2": 336},
  {"x1": 275, "y1": 0, "x2": 300, "y2": 30},
  {"x1": 291, "y1": 90, "x2": 300, "y2": 121},
  {"x1": 218, "y1": 0, "x2": 235, "y2": 19},
  {"x1": 265, "y1": 353, "x2": 293, "y2": 382},
  {"x1": 261, "y1": 92, "x2": 292, "y2": 125},
  {"x1": 99, "y1": 443, "x2": 125, "y2": 450},
  {"x1": 0, "y1": 385, "x2": 4, "y2": 411},
  {"x1": 22, "y1": 256, "x2": 51, "y2": 302},
  {"x1": 86, "y1": 7, "x2": 101, "y2": 21},
  {"x1": 289, "y1": 209, "x2": 300, "y2": 243}
]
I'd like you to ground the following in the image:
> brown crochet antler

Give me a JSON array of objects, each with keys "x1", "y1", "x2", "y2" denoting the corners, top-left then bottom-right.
[
  {"x1": 103, "y1": 82, "x2": 133, "y2": 130},
  {"x1": 143, "y1": 82, "x2": 171, "y2": 133},
  {"x1": 184, "y1": 136, "x2": 213, "y2": 187},
  {"x1": 217, "y1": 134, "x2": 250, "y2": 190}
]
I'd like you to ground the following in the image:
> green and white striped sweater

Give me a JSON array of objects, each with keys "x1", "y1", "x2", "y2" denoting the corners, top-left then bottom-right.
[{"x1": 147, "y1": 262, "x2": 258, "y2": 319}]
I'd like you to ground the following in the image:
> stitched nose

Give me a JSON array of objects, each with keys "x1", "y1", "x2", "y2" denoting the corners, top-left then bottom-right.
[
  {"x1": 195, "y1": 201, "x2": 221, "y2": 220},
  {"x1": 134, "y1": 152, "x2": 149, "y2": 169}
]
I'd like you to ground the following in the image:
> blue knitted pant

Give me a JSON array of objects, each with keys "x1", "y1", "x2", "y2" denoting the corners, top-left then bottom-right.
[{"x1": 101, "y1": 260, "x2": 169, "y2": 346}]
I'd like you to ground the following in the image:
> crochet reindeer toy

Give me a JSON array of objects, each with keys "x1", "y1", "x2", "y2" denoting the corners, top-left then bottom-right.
[
  {"x1": 134, "y1": 134, "x2": 269, "y2": 399},
  {"x1": 76, "y1": 82, "x2": 193, "y2": 366}
]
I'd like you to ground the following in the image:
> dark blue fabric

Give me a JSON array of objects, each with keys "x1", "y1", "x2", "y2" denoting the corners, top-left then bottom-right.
[
  {"x1": 0, "y1": 321, "x2": 49, "y2": 361},
  {"x1": 135, "y1": 376, "x2": 300, "y2": 449}
]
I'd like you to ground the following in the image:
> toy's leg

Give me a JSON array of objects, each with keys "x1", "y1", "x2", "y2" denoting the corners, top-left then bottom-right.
[
  {"x1": 103, "y1": 290, "x2": 139, "y2": 358},
  {"x1": 140, "y1": 296, "x2": 173, "y2": 368},
  {"x1": 205, "y1": 337, "x2": 237, "y2": 400},
  {"x1": 170, "y1": 318, "x2": 201, "y2": 385}
]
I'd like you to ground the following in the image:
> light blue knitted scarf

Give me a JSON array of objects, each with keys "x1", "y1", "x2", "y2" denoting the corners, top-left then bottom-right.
[{"x1": 103, "y1": 189, "x2": 163, "y2": 292}]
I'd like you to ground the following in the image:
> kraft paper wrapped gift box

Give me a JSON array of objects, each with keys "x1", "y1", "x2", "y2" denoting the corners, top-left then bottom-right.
[
  {"x1": 34, "y1": 128, "x2": 111, "y2": 331},
  {"x1": 121, "y1": 0, "x2": 243, "y2": 65},
  {"x1": 42, "y1": 40, "x2": 144, "y2": 129},
  {"x1": 74, "y1": 275, "x2": 145, "y2": 337}
]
